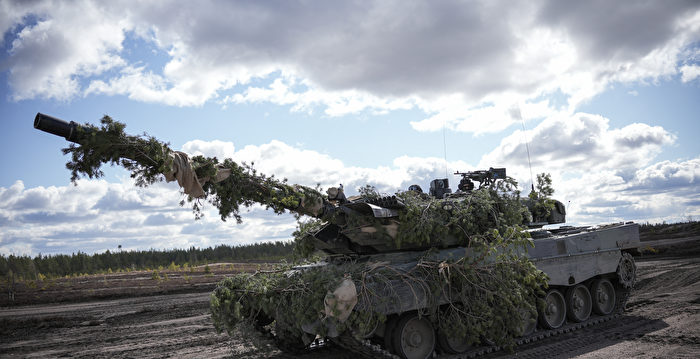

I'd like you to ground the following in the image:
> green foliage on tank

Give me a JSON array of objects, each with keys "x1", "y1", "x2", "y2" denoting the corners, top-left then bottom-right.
[
  {"x1": 392, "y1": 178, "x2": 531, "y2": 248},
  {"x1": 59, "y1": 115, "x2": 326, "y2": 223},
  {"x1": 36, "y1": 113, "x2": 554, "y2": 353},
  {"x1": 210, "y1": 227, "x2": 547, "y2": 349}
]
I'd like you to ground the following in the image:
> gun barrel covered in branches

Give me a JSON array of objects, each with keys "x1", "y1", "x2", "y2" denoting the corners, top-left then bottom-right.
[{"x1": 34, "y1": 112, "x2": 332, "y2": 220}]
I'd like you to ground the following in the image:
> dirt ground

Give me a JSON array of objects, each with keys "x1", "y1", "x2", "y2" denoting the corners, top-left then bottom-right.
[
  {"x1": 494, "y1": 240, "x2": 700, "y2": 359},
  {"x1": 0, "y1": 242, "x2": 698, "y2": 359},
  {"x1": 0, "y1": 263, "x2": 267, "y2": 307}
]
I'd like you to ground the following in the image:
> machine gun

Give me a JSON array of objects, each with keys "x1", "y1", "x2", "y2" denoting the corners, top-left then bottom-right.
[{"x1": 454, "y1": 167, "x2": 506, "y2": 192}]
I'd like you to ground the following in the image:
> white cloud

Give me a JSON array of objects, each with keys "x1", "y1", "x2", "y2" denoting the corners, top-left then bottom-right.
[
  {"x1": 3, "y1": 0, "x2": 126, "y2": 101},
  {"x1": 2, "y1": 1, "x2": 699, "y2": 132},
  {"x1": 84, "y1": 66, "x2": 172, "y2": 104},
  {"x1": 680, "y1": 64, "x2": 700, "y2": 82},
  {"x1": 221, "y1": 76, "x2": 414, "y2": 117},
  {"x1": 0, "y1": 176, "x2": 298, "y2": 256},
  {"x1": 195, "y1": 139, "x2": 471, "y2": 194},
  {"x1": 182, "y1": 139, "x2": 236, "y2": 160},
  {"x1": 410, "y1": 98, "x2": 560, "y2": 135},
  {"x1": 479, "y1": 112, "x2": 676, "y2": 179},
  {"x1": 556, "y1": 157, "x2": 700, "y2": 225},
  {"x1": 629, "y1": 158, "x2": 699, "y2": 191},
  {"x1": 474, "y1": 113, "x2": 698, "y2": 225}
]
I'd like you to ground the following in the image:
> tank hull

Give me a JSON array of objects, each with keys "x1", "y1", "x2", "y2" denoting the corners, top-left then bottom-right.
[
  {"x1": 528, "y1": 223, "x2": 638, "y2": 286},
  {"x1": 291, "y1": 222, "x2": 639, "y2": 358}
]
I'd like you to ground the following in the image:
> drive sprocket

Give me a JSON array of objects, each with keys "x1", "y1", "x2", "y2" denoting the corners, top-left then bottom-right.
[{"x1": 617, "y1": 252, "x2": 636, "y2": 289}]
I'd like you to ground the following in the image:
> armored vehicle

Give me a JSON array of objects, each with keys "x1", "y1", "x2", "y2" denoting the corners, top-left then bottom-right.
[{"x1": 34, "y1": 113, "x2": 639, "y2": 359}]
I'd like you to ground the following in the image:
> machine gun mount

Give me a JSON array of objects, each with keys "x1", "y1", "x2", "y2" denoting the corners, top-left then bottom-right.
[{"x1": 454, "y1": 167, "x2": 507, "y2": 192}]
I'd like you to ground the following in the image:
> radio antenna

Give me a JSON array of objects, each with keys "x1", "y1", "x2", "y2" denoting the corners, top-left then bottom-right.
[
  {"x1": 514, "y1": 107, "x2": 535, "y2": 192},
  {"x1": 443, "y1": 117, "x2": 448, "y2": 178}
]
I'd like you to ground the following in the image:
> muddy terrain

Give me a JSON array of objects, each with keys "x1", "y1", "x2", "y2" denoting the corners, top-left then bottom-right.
[
  {"x1": 0, "y1": 263, "x2": 267, "y2": 307},
  {"x1": 1, "y1": 241, "x2": 698, "y2": 359}
]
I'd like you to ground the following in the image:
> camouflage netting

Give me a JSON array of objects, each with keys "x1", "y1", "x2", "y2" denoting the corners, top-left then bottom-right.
[
  {"x1": 57, "y1": 116, "x2": 551, "y2": 349},
  {"x1": 210, "y1": 229, "x2": 547, "y2": 349},
  {"x1": 62, "y1": 116, "x2": 326, "y2": 222},
  {"x1": 393, "y1": 178, "x2": 532, "y2": 247}
]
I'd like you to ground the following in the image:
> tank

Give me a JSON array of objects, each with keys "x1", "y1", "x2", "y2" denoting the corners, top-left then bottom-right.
[{"x1": 34, "y1": 113, "x2": 639, "y2": 359}]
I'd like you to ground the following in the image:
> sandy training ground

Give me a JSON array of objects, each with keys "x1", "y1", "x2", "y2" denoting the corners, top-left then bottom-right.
[{"x1": 1, "y1": 243, "x2": 698, "y2": 359}]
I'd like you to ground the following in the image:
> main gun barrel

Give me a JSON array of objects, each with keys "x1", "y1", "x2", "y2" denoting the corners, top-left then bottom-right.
[
  {"x1": 34, "y1": 112, "x2": 85, "y2": 143},
  {"x1": 32, "y1": 112, "x2": 333, "y2": 221}
]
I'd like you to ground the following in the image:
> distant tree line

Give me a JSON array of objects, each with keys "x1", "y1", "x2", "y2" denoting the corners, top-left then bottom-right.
[
  {"x1": 0, "y1": 241, "x2": 294, "y2": 281},
  {"x1": 5, "y1": 220, "x2": 697, "y2": 282},
  {"x1": 639, "y1": 219, "x2": 700, "y2": 240}
]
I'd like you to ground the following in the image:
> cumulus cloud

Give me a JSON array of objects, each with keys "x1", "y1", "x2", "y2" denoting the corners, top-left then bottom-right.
[
  {"x1": 628, "y1": 158, "x2": 700, "y2": 192},
  {"x1": 181, "y1": 139, "x2": 236, "y2": 161},
  {"x1": 0, "y1": 176, "x2": 297, "y2": 256},
  {"x1": 2, "y1": 1, "x2": 699, "y2": 132},
  {"x1": 19, "y1": 211, "x2": 98, "y2": 225},
  {"x1": 536, "y1": 0, "x2": 698, "y2": 61},
  {"x1": 92, "y1": 187, "x2": 148, "y2": 211},
  {"x1": 410, "y1": 98, "x2": 559, "y2": 135},
  {"x1": 479, "y1": 112, "x2": 676, "y2": 179},
  {"x1": 182, "y1": 138, "x2": 470, "y2": 194},
  {"x1": 143, "y1": 213, "x2": 187, "y2": 226},
  {"x1": 473, "y1": 114, "x2": 697, "y2": 225},
  {"x1": 557, "y1": 157, "x2": 700, "y2": 225},
  {"x1": 221, "y1": 76, "x2": 414, "y2": 117},
  {"x1": 680, "y1": 64, "x2": 700, "y2": 82},
  {"x1": 2, "y1": 1, "x2": 126, "y2": 101}
]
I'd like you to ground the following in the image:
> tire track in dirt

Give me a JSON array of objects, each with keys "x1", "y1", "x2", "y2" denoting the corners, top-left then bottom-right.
[
  {"x1": 1, "y1": 254, "x2": 698, "y2": 358},
  {"x1": 484, "y1": 254, "x2": 700, "y2": 358}
]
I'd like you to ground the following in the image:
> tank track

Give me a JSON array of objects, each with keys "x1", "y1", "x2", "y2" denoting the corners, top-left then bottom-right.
[{"x1": 323, "y1": 285, "x2": 631, "y2": 359}]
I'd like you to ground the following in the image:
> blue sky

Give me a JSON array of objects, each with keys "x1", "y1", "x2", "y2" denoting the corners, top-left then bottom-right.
[{"x1": 1, "y1": 1, "x2": 699, "y2": 256}]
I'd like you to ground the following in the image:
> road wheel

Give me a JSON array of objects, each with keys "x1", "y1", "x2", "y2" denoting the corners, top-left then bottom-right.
[
  {"x1": 591, "y1": 279, "x2": 616, "y2": 315},
  {"x1": 538, "y1": 289, "x2": 566, "y2": 329},
  {"x1": 391, "y1": 312, "x2": 436, "y2": 359},
  {"x1": 254, "y1": 311, "x2": 274, "y2": 329},
  {"x1": 274, "y1": 321, "x2": 306, "y2": 355},
  {"x1": 518, "y1": 306, "x2": 537, "y2": 336},
  {"x1": 437, "y1": 329, "x2": 472, "y2": 354},
  {"x1": 566, "y1": 284, "x2": 592, "y2": 322},
  {"x1": 383, "y1": 315, "x2": 399, "y2": 354}
]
